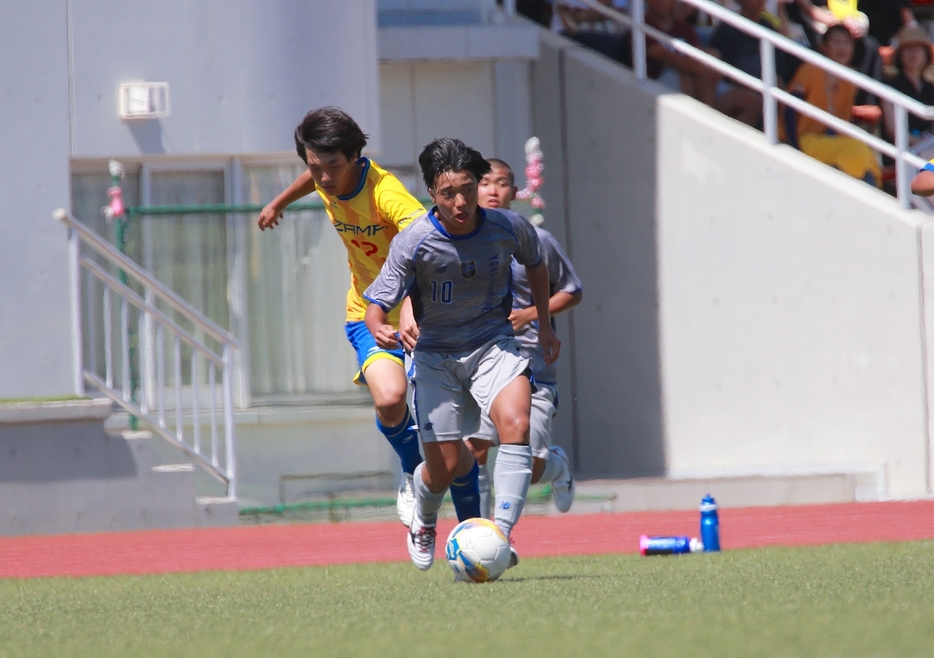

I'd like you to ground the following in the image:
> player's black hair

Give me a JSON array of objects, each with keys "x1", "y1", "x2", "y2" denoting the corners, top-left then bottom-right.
[
  {"x1": 294, "y1": 107, "x2": 368, "y2": 164},
  {"x1": 485, "y1": 158, "x2": 515, "y2": 186},
  {"x1": 418, "y1": 138, "x2": 492, "y2": 191}
]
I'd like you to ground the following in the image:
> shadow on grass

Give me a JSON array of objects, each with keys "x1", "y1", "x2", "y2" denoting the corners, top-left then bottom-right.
[{"x1": 498, "y1": 574, "x2": 618, "y2": 584}]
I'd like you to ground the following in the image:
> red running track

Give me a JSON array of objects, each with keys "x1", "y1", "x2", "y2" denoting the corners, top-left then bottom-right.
[{"x1": 1, "y1": 501, "x2": 933, "y2": 579}]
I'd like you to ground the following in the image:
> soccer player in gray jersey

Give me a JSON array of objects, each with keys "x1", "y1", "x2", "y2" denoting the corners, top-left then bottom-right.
[
  {"x1": 469, "y1": 159, "x2": 582, "y2": 518},
  {"x1": 364, "y1": 138, "x2": 560, "y2": 572}
]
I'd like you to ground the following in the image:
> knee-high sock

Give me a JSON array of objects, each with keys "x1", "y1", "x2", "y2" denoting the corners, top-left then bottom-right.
[
  {"x1": 413, "y1": 463, "x2": 445, "y2": 528},
  {"x1": 450, "y1": 458, "x2": 481, "y2": 521},
  {"x1": 376, "y1": 407, "x2": 422, "y2": 475},
  {"x1": 539, "y1": 449, "x2": 565, "y2": 484},
  {"x1": 477, "y1": 463, "x2": 492, "y2": 520},
  {"x1": 493, "y1": 444, "x2": 533, "y2": 538}
]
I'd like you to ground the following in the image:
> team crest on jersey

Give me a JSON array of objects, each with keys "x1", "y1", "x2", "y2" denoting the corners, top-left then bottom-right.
[{"x1": 460, "y1": 261, "x2": 477, "y2": 279}]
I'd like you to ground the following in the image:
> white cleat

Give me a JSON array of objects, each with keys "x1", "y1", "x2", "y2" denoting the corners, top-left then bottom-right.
[
  {"x1": 549, "y1": 446, "x2": 575, "y2": 513},
  {"x1": 508, "y1": 546, "x2": 519, "y2": 569},
  {"x1": 397, "y1": 473, "x2": 415, "y2": 527},
  {"x1": 406, "y1": 521, "x2": 436, "y2": 571}
]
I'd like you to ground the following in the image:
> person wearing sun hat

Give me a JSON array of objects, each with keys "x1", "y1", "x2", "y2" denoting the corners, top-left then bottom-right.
[{"x1": 883, "y1": 25, "x2": 934, "y2": 144}]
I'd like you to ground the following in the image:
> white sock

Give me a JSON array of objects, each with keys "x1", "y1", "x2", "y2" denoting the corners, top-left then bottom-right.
[
  {"x1": 493, "y1": 444, "x2": 533, "y2": 538},
  {"x1": 413, "y1": 463, "x2": 445, "y2": 528},
  {"x1": 477, "y1": 463, "x2": 492, "y2": 520},
  {"x1": 539, "y1": 449, "x2": 565, "y2": 484}
]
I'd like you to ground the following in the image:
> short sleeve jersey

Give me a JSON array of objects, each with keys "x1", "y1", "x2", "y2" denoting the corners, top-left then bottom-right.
[
  {"x1": 511, "y1": 226, "x2": 582, "y2": 384},
  {"x1": 315, "y1": 158, "x2": 426, "y2": 324},
  {"x1": 364, "y1": 207, "x2": 543, "y2": 353}
]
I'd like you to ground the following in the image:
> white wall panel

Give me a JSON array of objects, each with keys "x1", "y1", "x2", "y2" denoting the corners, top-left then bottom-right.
[
  {"x1": 0, "y1": 3, "x2": 76, "y2": 397},
  {"x1": 69, "y1": 0, "x2": 380, "y2": 158}
]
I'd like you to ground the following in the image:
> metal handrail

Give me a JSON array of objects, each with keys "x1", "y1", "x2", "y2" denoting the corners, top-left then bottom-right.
[
  {"x1": 574, "y1": 0, "x2": 933, "y2": 208},
  {"x1": 55, "y1": 208, "x2": 238, "y2": 498},
  {"x1": 54, "y1": 208, "x2": 237, "y2": 348}
]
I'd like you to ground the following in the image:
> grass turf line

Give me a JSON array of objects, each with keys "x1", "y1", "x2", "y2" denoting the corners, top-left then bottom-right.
[{"x1": 1, "y1": 541, "x2": 933, "y2": 657}]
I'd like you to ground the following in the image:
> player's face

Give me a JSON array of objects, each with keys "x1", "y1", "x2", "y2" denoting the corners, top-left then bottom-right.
[
  {"x1": 430, "y1": 170, "x2": 480, "y2": 235},
  {"x1": 478, "y1": 166, "x2": 517, "y2": 210},
  {"x1": 305, "y1": 148, "x2": 359, "y2": 197}
]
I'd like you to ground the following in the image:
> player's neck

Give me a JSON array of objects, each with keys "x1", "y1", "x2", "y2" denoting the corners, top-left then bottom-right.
[{"x1": 338, "y1": 157, "x2": 366, "y2": 197}]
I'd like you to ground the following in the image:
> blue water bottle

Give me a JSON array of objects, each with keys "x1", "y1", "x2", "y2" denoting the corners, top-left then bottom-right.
[{"x1": 699, "y1": 494, "x2": 720, "y2": 552}]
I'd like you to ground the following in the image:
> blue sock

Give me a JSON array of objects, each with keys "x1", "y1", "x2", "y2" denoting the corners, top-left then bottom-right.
[
  {"x1": 376, "y1": 408, "x2": 422, "y2": 475},
  {"x1": 450, "y1": 458, "x2": 481, "y2": 521}
]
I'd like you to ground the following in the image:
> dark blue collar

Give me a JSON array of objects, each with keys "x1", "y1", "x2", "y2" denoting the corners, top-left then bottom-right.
[
  {"x1": 427, "y1": 207, "x2": 486, "y2": 239},
  {"x1": 337, "y1": 157, "x2": 370, "y2": 201}
]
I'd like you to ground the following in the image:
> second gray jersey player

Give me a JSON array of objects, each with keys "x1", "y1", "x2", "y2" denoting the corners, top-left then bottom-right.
[{"x1": 511, "y1": 226, "x2": 582, "y2": 383}]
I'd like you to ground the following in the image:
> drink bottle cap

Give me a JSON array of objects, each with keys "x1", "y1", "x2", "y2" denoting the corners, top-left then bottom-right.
[
  {"x1": 700, "y1": 494, "x2": 717, "y2": 512},
  {"x1": 639, "y1": 534, "x2": 650, "y2": 556},
  {"x1": 689, "y1": 537, "x2": 704, "y2": 552}
]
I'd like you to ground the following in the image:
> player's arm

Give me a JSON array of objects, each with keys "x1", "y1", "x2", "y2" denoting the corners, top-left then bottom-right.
[
  {"x1": 511, "y1": 233, "x2": 583, "y2": 330},
  {"x1": 258, "y1": 169, "x2": 317, "y2": 231},
  {"x1": 911, "y1": 167, "x2": 934, "y2": 197},
  {"x1": 365, "y1": 303, "x2": 401, "y2": 350},
  {"x1": 398, "y1": 297, "x2": 419, "y2": 351},
  {"x1": 526, "y1": 262, "x2": 560, "y2": 365},
  {"x1": 510, "y1": 291, "x2": 582, "y2": 331}
]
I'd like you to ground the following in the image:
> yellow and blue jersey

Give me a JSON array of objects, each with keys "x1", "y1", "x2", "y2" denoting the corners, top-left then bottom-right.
[
  {"x1": 315, "y1": 158, "x2": 425, "y2": 324},
  {"x1": 922, "y1": 159, "x2": 934, "y2": 173}
]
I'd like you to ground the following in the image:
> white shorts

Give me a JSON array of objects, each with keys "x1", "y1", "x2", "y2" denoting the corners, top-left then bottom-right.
[
  {"x1": 470, "y1": 382, "x2": 557, "y2": 460},
  {"x1": 411, "y1": 336, "x2": 530, "y2": 443}
]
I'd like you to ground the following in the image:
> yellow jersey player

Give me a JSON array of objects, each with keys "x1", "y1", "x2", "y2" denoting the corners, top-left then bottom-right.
[{"x1": 258, "y1": 107, "x2": 480, "y2": 525}]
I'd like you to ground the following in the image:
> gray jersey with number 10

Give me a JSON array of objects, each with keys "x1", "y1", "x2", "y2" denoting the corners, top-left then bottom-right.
[{"x1": 364, "y1": 207, "x2": 543, "y2": 353}]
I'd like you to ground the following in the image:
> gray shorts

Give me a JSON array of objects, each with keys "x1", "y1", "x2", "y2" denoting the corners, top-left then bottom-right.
[
  {"x1": 470, "y1": 382, "x2": 557, "y2": 460},
  {"x1": 411, "y1": 336, "x2": 530, "y2": 443}
]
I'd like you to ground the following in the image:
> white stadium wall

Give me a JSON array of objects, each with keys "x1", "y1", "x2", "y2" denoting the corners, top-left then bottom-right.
[
  {"x1": 532, "y1": 30, "x2": 934, "y2": 498},
  {"x1": 0, "y1": 5, "x2": 76, "y2": 399},
  {"x1": 69, "y1": 0, "x2": 381, "y2": 158}
]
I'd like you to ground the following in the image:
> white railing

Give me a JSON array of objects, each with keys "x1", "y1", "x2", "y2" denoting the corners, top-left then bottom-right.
[
  {"x1": 575, "y1": 0, "x2": 934, "y2": 208},
  {"x1": 55, "y1": 209, "x2": 239, "y2": 498}
]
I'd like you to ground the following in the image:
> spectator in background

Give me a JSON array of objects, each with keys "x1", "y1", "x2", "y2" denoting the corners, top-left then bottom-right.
[
  {"x1": 786, "y1": 1, "x2": 883, "y2": 101},
  {"x1": 516, "y1": 0, "x2": 554, "y2": 27},
  {"x1": 882, "y1": 25, "x2": 934, "y2": 145},
  {"x1": 711, "y1": 0, "x2": 786, "y2": 126},
  {"x1": 782, "y1": 24, "x2": 881, "y2": 186},
  {"x1": 553, "y1": 0, "x2": 631, "y2": 65},
  {"x1": 623, "y1": 0, "x2": 721, "y2": 106},
  {"x1": 859, "y1": 0, "x2": 917, "y2": 47}
]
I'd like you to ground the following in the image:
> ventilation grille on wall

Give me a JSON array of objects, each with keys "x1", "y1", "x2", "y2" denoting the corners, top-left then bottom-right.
[{"x1": 118, "y1": 82, "x2": 170, "y2": 120}]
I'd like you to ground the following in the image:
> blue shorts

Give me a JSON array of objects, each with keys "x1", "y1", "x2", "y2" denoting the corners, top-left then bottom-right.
[{"x1": 345, "y1": 320, "x2": 405, "y2": 385}]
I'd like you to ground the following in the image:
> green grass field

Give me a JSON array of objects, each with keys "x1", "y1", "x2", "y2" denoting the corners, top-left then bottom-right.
[{"x1": 2, "y1": 541, "x2": 933, "y2": 657}]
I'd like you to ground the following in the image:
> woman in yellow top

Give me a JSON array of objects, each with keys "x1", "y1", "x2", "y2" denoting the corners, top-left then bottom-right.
[
  {"x1": 258, "y1": 107, "x2": 481, "y2": 526},
  {"x1": 783, "y1": 24, "x2": 881, "y2": 186}
]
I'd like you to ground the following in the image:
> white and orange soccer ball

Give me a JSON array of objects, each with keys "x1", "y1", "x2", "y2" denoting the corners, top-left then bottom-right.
[{"x1": 445, "y1": 518, "x2": 511, "y2": 583}]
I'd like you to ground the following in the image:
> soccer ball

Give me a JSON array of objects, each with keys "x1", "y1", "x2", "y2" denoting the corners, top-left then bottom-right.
[{"x1": 445, "y1": 518, "x2": 511, "y2": 583}]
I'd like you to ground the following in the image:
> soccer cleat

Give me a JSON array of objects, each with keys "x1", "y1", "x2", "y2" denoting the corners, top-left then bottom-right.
[
  {"x1": 407, "y1": 521, "x2": 436, "y2": 570},
  {"x1": 397, "y1": 473, "x2": 415, "y2": 527},
  {"x1": 508, "y1": 546, "x2": 520, "y2": 569},
  {"x1": 549, "y1": 446, "x2": 575, "y2": 513}
]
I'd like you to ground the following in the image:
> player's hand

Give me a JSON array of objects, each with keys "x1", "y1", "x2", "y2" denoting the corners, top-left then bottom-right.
[
  {"x1": 508, "y1": 306, "x2": 538, "y2": 331},
  {"x1": 258, "y1": 202, "x2": 282, "y2": 231},
  {"x1": 373, "y1": 324, "x2": 401, "y2": 350},
  {"x1": 398, "y1": 303, "x2": 420, "y2": 352},
  {"x1": 538, "y1": 324, "x2": 561, "y2": 365}
]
